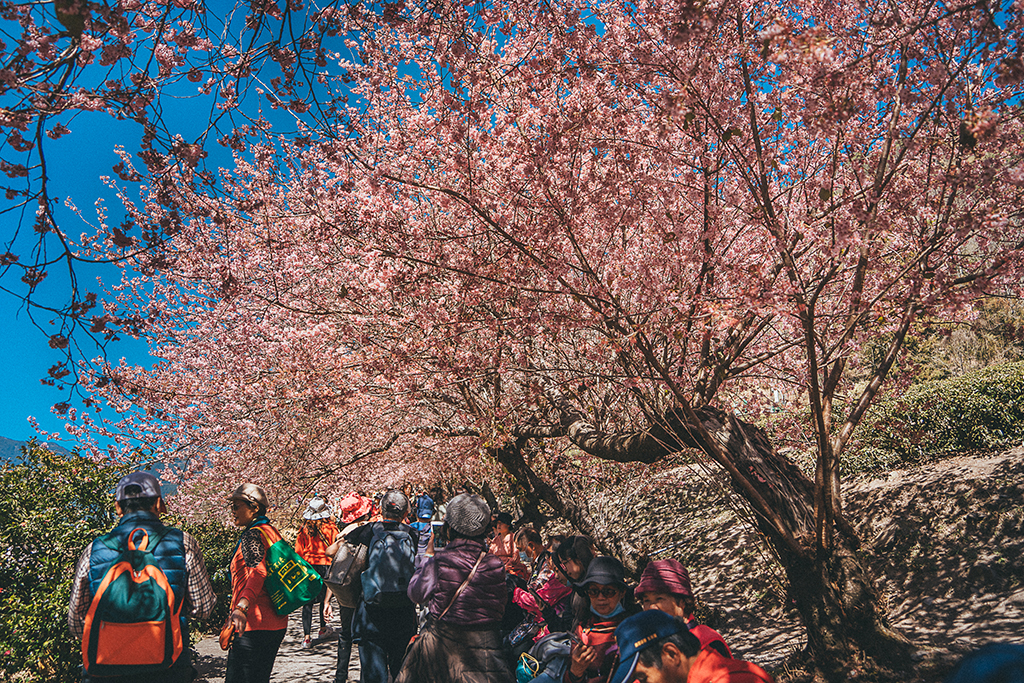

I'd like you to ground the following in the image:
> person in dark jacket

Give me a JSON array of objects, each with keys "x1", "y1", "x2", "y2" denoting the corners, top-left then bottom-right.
[
  {"x1": 397, "y1": 493, "x2": 514, "y2": 683},
  {"x1": 553, "y1": 535, "x2": 600, "y2": 630},
  {"x1": 345, "y1": 489, "x2": 419, "y2": 683}
]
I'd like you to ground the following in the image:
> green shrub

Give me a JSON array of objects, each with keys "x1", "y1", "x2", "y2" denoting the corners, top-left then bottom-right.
[
  {"x1": 0, "y1": 443, "x2": 129, "y2": 683},
  {"x1": 170, "y1": 516, "x2": 237, "y2": 636},
  {"x1": 845, "y1": 361, "x2": 1024, "y2": 474}
]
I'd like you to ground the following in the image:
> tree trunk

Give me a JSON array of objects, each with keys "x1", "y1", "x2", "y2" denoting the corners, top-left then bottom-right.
[
  {"x1": 678, "y1": 406, "x2": 913, "y2": 676},
  {"x1": 488, "y1": 438, "x2": 639, "y2": 571},
  {"x1": 537, "y1": 402, "x2": 915, "y2": 680}
]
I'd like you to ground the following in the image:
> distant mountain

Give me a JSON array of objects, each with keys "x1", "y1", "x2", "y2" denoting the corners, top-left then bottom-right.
[{"x1": 0, "y1": 436, "x2": 72, "y2": 462}]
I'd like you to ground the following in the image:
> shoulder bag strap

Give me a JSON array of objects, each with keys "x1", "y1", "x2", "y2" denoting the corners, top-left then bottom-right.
[{"x1": 437, "y1": 547, "x2": 488, "y2": 621}]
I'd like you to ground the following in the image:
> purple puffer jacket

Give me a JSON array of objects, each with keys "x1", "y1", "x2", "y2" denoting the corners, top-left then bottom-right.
[{"x1": 407, "y1": 537, "x2": 507, "y2": 627}]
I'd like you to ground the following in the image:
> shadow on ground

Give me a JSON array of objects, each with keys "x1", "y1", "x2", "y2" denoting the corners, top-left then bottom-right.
[{"x1": 616, "y1": 448, "x2": 1024, "y2": 679}]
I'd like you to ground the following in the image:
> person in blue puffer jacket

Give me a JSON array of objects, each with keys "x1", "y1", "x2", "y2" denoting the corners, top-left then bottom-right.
[
  {"x1": 68, "y1": 471, "x2": 216, "y2": 683},
  {"x1": 397, "y1": 493, "x2": 514, "y2": 683}
]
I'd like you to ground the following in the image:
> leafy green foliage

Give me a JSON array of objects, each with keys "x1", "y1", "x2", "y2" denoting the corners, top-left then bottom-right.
[
  {"x1": 846, "y1": 361, "x2": 1024, "y2": 474},
  {"x1": 169, "y1": 516, "x2": 236, "y2": 637},
  {"x1": 855, "y1": 298, "x2": 1024, "y2": 386},
  {"x1": 0, "y1": 442, "x2": 128, "y2": 683}
]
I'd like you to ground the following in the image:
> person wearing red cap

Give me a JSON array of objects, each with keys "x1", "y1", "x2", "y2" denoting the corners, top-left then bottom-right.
[
  {"x1": 326, "y1": 493, "x2": 374, "y2": 683},
  {"x1": 635, "y1": 560, "x2": 731, "y2": 658}
]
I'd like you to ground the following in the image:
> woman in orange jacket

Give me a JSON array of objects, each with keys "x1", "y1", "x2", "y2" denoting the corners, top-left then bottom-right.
[
  {"x1": 225, "y1": 483, "x2": 289, "y2": 683},
  {"x1": 294, "y1": 495, "x2": 339, "y2": 648}
]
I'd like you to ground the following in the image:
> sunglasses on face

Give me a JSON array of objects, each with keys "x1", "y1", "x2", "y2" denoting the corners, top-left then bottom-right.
[
  {"x1": 230, "y1": 501, "x2": 249, "y2": 511},
  {"x1": 587, "y1": 586, "x2": 621, "y2": 598}
]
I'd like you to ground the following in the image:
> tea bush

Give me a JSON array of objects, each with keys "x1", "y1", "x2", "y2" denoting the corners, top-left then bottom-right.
[
  {"x1": 0, "y1": 443, "x2": 236, "y2": 682},
  {"x1": 846, "y1": 361, "x2": 1024, "y2": 474},
  {"x1": 0, "y1": 443, "x2": 128, "y2": 683},
  {"x1": 170, "y1": 516, "x2": 237, "y2": 636}
]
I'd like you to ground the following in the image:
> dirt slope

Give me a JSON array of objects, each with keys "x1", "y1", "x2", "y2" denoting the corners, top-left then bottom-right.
[{"x1": 613, "y1": 448, "x2": 1024, "y2": 680}]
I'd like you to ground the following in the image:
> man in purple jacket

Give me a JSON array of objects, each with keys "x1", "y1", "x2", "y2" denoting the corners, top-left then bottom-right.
[{"x1": 397, "y1": 493, "x2": 514, "y2": 683}]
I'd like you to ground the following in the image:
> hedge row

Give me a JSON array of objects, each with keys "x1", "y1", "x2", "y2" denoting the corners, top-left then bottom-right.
[{"x1": 0, "y1": 445, "x2": 235, "y2": 683}]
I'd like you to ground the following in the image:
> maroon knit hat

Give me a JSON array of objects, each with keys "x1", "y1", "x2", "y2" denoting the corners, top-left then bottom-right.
[{"x1": 635, "y1": 559, "x2": 694, "y2": 598}]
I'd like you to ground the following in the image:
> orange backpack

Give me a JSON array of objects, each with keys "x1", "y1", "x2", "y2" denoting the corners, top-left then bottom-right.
[{"x1": 82, "y1": 527, "x2": 184, "y2": 676}]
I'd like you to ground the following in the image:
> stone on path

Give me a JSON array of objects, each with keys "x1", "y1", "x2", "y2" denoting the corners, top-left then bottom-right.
[{"x1": 194, "y1": 609, "x2": 360, "y2": 682}]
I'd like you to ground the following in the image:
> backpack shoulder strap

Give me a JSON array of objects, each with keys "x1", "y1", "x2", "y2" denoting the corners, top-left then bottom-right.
[
  {"x1": 97, "y1": 532, "x2": 121, "y2": 553},
  {"x1": 252, "y1": 522, "x2": 276, "y2": 546},
  {"x1": 97, "y1": 526, "x2": 168, "y2": 554}
]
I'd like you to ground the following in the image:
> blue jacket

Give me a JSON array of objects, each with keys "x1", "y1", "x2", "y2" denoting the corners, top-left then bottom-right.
[{"x1": 86, "y1": 511, "x2": 190, "y2": 680}]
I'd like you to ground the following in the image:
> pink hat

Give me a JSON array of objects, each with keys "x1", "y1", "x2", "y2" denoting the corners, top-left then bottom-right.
[
  {"x1": 635, "y1": 559, "x2": 694, "y2": 598},
  {"x1": 339, "y1": 492, "x2": 372, "y2": 524}
]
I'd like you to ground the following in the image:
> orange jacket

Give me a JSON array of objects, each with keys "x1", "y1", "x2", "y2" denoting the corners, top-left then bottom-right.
[
  {"x1": 488, "y1": 531, "x2": 529, "y2": 579},
  {"x1": 229, "y1": 522, "x2": 289, "y2": 632},
  {"x1": 295, "y1": 520, "x2": 339, "y2": 565}
]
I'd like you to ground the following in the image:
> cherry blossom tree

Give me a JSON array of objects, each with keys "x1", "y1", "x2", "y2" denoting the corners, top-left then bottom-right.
[{"x1": 5, "y1": 0, "x2": 1024, "y2": 678}]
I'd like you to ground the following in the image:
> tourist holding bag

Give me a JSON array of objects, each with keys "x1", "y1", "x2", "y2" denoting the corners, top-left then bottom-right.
[
  {"x1": 325, "y1": 497, "x2": 370, "y2": 609},
  {"x1": 325, "y1": 492, "x2": 373, "y2": 683},
  {"x1": 396, "y1": 493, "x2": 514, "y2": 683},
  {"x1": 223, "y1": 483, "x2": 295, "y2": 683},
  {"x1": 295, "y1": 496, "x2": 339, "y2": 647}
]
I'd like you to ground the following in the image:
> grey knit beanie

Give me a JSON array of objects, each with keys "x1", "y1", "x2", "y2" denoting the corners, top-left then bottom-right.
[{"x1": 445, "y1": 493, "x2": 491, "y2": 537}]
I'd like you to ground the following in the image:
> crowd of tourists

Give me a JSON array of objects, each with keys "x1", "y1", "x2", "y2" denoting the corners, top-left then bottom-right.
[{"x1": 68, "y1": 472, "x2": 1024, "y2": 683}]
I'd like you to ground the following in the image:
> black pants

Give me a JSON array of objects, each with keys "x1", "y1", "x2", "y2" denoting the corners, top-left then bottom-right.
[
  {"x1": 302, "y1": 564, "x2": 331, "y2": 636},
  {"x1": 335, "y1": 604, "x2": 356, "y2": 683},
  {"x1": 224, "y1": 628, "x2": 286, "y2": 683}
]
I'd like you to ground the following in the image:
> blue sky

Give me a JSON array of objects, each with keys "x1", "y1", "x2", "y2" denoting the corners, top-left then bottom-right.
[
  {"x1": 0, "y1": 112, "x2": 154, "y2": 445},
  {"x1": 0, "y1": 9, "x2": 328, "y2": 447}
]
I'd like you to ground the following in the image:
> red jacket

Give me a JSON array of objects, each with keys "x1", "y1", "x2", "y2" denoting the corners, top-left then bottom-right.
[
  {"x1": 229, "y1": 522, "x2": 289, "y2": 632},
  {"x1": 687, "y1": 648, "x2": 774, "y2": 683}
]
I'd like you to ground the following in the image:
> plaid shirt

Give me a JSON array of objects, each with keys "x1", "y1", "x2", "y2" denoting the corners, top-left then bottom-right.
[{"x1": 68, "y1": 529, "x2": 216, "y2": 639}]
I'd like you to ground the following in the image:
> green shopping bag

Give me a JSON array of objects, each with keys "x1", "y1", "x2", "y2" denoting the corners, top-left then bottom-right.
[{"x1": 256, "y1": 527, "x2": 324, "y2": 615}]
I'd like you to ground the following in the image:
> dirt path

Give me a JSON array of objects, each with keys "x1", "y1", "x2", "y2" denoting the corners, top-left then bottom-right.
[{"x1": 194, "y1": 610, "x2": 358, "y2": 683}]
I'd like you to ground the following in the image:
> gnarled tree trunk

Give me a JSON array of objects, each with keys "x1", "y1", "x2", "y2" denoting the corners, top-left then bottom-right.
[{"x1": 512, "y1": 402, "x2": 914, "y2": 681}]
